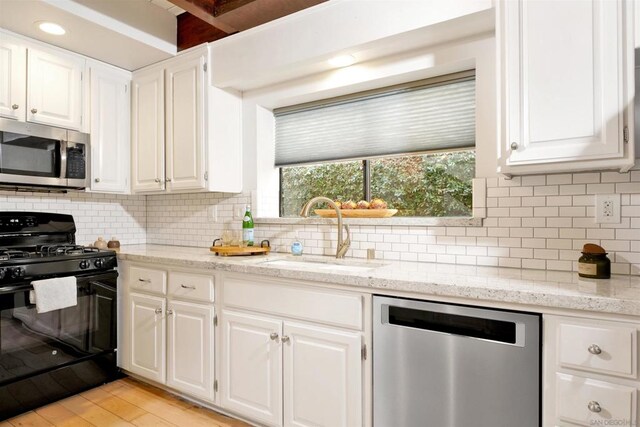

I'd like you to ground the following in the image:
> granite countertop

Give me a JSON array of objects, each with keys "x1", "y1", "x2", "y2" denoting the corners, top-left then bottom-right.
[{"x1": 117, "y1": 244, "x2": 640, "y2": 317}]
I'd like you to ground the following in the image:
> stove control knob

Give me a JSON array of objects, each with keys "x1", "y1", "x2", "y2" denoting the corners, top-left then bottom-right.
[
  {"x1": 0, "y1": 268, "x2": 5, "y2": 280},
  {"x1": 79, "y1": 260, "x2": 90, "y2": 269},
  {"x1": 10, "y1": 267, "x2": 25, "y2": 279},
  {"x1": 94, "y1": 258, "x2": 105, "y2": 268}
]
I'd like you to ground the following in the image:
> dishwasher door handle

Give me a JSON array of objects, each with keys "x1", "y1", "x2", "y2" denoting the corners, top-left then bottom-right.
[{"x1": 384, "y1": 304, "x2": 526, "y2": 347}]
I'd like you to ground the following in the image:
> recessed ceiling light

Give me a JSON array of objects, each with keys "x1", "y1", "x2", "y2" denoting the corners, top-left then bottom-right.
[
  {"x1": 37, "y1": 21, "x2": 66, "y2": 36},
  {"x1": 328, "y1": 54, "x2": 356, "y2": 68}
]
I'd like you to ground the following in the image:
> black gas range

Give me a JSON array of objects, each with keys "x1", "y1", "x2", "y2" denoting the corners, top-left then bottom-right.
[{"x1": 0, "y1": 212, "x2": 120, "y2": 420}]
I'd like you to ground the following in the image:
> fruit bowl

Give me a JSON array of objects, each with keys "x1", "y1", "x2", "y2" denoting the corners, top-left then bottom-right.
[{"x1": 314, "y1": 209, "x2": 398, "y2": 218}]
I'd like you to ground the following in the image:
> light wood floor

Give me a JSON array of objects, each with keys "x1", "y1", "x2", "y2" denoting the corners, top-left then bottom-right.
[{"x1": 3, "y1": 377, "x2": 251, "y2": 427}]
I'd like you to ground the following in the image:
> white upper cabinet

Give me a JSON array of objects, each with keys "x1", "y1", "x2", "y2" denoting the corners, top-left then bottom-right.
[
  {"x1": 165, "y1": 51, "x2": 206, "y2": 192},
  {"x1": 27, "y1": 47, "x2": 84, "y2": 130},
  {"x1": 0, "y1": 36, "x2": 26, "y2": 121},
  {"x1": 89, "y1": 62, "x2": 131, "y2": 193},
  {"x1": 131, "y1": 44, "x2": 242, "y2": 195},
  {"x1": 131, "y1": 65, "x2": 165, "y2": 193},
  {"x1": 498, "y1": 0, "x2": 635, "y2": 175}
]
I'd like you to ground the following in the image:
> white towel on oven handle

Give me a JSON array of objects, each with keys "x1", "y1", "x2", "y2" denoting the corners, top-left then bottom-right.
[{"x1": 29, "y1": 276, "x2": 78, "y2": 313}]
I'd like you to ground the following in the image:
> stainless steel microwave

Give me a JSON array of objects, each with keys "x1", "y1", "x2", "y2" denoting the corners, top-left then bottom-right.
[{"x1": 0, "y1": 118, "x2": 89, "y2": 191}]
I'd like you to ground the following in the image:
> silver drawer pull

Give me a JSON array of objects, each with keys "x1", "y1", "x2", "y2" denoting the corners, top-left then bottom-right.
[
  {"x1": 155, "y1": 308, "x2": 162, "y2": 314},
  {"x1": 138, "y1": 278, "x2": 151, "y2": 283},
  {"x1": 180, "y1": 284, "x2": 196, "y2": 289},
  {"x1": 587, "y1": 401, "x2": 602, "y2": 413},
  {"x1": 281, "y1": 335, "x2": 290, "y2": 343},
  {"x1": 270, "y1": 332, "x2": 279, "y2": 341},
  {"x1": 588, "y1": 344, "x2": 602, "y2": 355}
]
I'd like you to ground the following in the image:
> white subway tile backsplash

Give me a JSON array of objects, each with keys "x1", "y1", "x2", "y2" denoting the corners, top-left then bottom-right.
[
  {"x1": 136, "y1": 172, "x2": 640, "y2": 276},
  {"x1": 559, "y1": 184, "x2": 586, "y2": 195},
  {"x1": 601, "y1": 172, "x2": 630, "y2": 183},
  {"x1": 547, "y1": 174, "x2": 572, "y2": 185}
]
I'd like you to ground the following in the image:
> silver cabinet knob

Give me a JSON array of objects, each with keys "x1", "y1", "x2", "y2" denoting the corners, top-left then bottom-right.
[
  {"x1": 11, "y1": 104, "x2": 18, "y2": 110},
  {"x1": 155, "y1": 307, "x2": 162, "y2": 314},
  {"x1": 154, "y1": 178, "x2": 161, "y2": 183},
  {"x1": 510, "y1": 142, "x2": 518, "y2": 150},
  {"x1": 165, "y1": 178, "x2": 171, "y2": 182},
  {"x1": 588, "y1": 344, "x2": 602, "y2": 355},
  {"x1": 94, "y1": 178, "x2": 101, "y2": 183},
  {"x1": 281, "y1": 335, "x2": 290, "y2": 343},
  {"x1": 167, "y1": 309, "x2": 174, "y2": 315},
  {"x1": 587, "y1": 401, "x2": 602, "y2": 413},
  {"x1": 31, "y1": 108, "x2": 37, "y2": 114},
  {"x1": 270, "y1": 332, "x2": 279, "y2": 341}
]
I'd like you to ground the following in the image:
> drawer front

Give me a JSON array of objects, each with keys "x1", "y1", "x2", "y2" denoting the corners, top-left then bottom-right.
[
  {"x1": 558, "y1": 322, "x2": 636, "y2": 378},
  {"x1": 129, "y1": 266, "x2": 167, "y2": 295},
  {"x1": 223, "y1": 275, "x2": 363, "y2": 330},
  {"x1": 168, "y1": 272, "x2": 214, "y2": 302},
  {"x1": 556, "y1": 373, "x2": 636, "y2": 426}
]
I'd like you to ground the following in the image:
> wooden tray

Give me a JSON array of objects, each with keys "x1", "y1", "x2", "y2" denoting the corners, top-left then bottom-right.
[
  {"x1": 210, "y1": 245, "x2": 270, "y2": 256},
  {"x1": 314, "y1": 209, "x2": 398, "y2": 218}
]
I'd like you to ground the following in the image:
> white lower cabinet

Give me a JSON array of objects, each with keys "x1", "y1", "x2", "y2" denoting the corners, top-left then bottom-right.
[
  {"x1": 283, "y1": 322, "x2": 362, "y2": 427},
  {"x1": 220, "y1": 274, "x2": 366, "y2": 427},
  {"x1": 167, "y1": 299, "x2": 214, "y2": 401},
  {"x1": 544, "y1": 314, "x2": 640, "y2": 427},
  {"x1": 222, "y1": 309, "x2": 362, "y2": 427},
  {"x1": 222, "y1": 310, "x2": 283, "y2": 426},
  {"x1": 129, "y1": 292, "x2": 166, "y2": 384},
  {"x1": 122, "y1": 263, "x2": 215, "y2": 402}
]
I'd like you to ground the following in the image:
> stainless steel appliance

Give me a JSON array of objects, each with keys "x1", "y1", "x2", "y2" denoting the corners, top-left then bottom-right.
[
  {"x1": 0, "y1": 118, "x2": 89, "y2": 191},
  {"x1": 373, "y1": 295, "x2": 540, "y2": 427},
  {"x1": 0, "y1": 212, "x2": 119, "y2": 420}
]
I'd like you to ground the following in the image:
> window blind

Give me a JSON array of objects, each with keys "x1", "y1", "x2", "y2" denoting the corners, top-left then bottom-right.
[{"x1": 274, "y1": 71, "x2": 476, "y2": 167}]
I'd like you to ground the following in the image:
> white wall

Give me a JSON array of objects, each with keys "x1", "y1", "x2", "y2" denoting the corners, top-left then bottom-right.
[{"x1": 241, "y1": 34, "x2": 496, "y2": 216}]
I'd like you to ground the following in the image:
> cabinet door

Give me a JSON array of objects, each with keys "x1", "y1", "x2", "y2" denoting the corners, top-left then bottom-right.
[
  {"x1": 221, "y1": 310, "x2": 282, "y2": 427},
  {"x1": 165, "y1": 52, "x2": 206, "y2": 192},
  {"x1": 129, "y1": 292, "x2": 166, "y2": 383},
  {"x1": 283, "y1": 322, "x2": 362, "y2": 427},
  {"x1": 90, "y1": 63, "x2": 130, "y2": 193},
  {"x1": 27, "y1": 47, "x2": 84, "y2": 130},
  {"x1": 502, "y1": 0, "x2": 629, "y2": 166},
  {"x1": 0, "y1": 38, "x2": 26, "y2": 121},
  {"x1": 131, "y1": 66, "x2": 165, "y2": 193},
  {"x1": 166, "y1": 300, "x2": 214, "y2": 401}
]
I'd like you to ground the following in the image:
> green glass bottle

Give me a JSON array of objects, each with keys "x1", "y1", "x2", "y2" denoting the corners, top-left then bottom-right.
[{"x1": 242, "y1": 204, "x2": 254, "y2": 246}]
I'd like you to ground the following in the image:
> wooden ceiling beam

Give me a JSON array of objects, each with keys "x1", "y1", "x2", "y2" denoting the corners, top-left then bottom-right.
[
  {"x1": 214, "y1": 0, "x2": 259, "y2": 17},
  {"x1": 168, "y1": 0, "x2": 237, "y2": 33}
]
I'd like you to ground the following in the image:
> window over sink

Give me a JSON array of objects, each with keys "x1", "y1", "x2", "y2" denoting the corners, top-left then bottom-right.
[{"x1": 275, "y1": 71, "x2": 476, "y2": 217}]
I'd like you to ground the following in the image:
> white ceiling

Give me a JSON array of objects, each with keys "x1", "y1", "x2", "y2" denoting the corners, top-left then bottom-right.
[{"x1": 0, "y1": 0, "x2": 180, "y2": 71}]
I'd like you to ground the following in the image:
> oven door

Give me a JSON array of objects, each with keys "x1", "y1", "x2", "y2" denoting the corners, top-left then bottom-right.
[
  {"x1": 0, "y1": 119, "x2": 68, "y2": 188},
  {"x1": 0, "y1": 271, "x2": 117, "y2": 387}
]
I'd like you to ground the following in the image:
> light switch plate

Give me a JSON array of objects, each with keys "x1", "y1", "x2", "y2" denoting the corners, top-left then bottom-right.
[{"x1": 595, "y1": 194, "x2": 620, "y2": 224}]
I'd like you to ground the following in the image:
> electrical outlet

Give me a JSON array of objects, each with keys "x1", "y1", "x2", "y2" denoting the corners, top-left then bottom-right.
[{"x1": 595, "y1": 194, "x2": 620, "y2": 224}]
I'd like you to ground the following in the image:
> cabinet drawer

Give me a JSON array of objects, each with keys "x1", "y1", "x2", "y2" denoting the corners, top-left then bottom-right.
[
  {"x1": 129, "y1": 266, "x2": 166, "y2": 295},
  {"x1": 558, "y1": 322, "x2": 636, "y2": 378},
  {"x1": 168, "y1": 272, "x2": 214, "y2": 302},
  {"x1": 556, "y1": 373, "x2": 636, "y2": 426},
  {"x1": 223, "y1": 275, "x2": 362, "y2": 330}
]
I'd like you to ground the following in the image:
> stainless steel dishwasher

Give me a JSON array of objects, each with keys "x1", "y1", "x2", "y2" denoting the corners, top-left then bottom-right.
[{"x1": 373, "y1": 295, "x2": 540, "y2": 427}]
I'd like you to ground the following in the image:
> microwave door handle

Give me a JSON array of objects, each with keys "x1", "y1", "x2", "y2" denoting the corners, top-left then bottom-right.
[{"x1": 60, "y1": 140, "x2": 67, "y2": 179}]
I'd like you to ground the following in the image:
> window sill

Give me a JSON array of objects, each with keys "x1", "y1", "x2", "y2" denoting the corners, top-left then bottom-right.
[{"x1": 255, "y1": 216, "x2": 483, "y2": 227}]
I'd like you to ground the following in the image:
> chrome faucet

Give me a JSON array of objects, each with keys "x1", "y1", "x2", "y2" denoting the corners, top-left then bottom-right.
[{"x1": 300, "y1": 196, "x2": 351, "y2": 259}]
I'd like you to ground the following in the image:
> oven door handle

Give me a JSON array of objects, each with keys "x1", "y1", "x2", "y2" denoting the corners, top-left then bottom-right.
[{"x1": 60, "y1": 139, "x2": 68, "y2": 179}]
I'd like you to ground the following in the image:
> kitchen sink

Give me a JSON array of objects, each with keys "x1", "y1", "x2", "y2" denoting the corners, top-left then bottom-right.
[{"x1": 257, "y1": 256, "x2": 387, "y2": 273}]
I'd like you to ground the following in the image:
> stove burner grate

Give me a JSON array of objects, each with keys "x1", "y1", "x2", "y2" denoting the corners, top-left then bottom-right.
[
  {"x1": 0, "y1": 249, "x2": 31, "y2": 261},
  {"x1": 39, "y1": 245, "x2": 100, "y2": 256}
]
